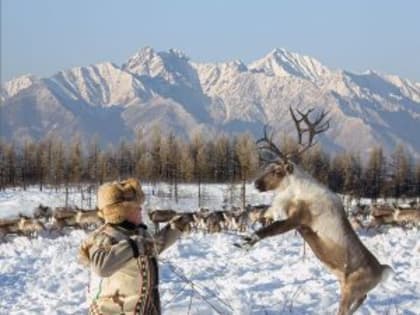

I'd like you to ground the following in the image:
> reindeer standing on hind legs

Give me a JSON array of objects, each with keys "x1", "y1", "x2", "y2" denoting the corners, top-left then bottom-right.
[{"x1": 238, "y1": 107, "x2": 393, "y2": 315}]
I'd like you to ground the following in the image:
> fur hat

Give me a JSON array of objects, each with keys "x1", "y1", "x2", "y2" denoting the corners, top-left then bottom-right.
[{"x1": 97, "y1": 178, "x2": 145, "y2": 224}]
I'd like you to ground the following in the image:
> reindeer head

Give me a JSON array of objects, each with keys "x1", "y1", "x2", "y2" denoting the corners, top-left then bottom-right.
[
  {"x1": 255, "y1": 107, "x2": 330, "y2": 192},
  {"x1": 255, "y1": 161, "x2": 294, "y2": 192}
]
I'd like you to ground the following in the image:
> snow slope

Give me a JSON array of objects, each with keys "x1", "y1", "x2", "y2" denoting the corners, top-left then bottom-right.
[{"x1": 0, "y1": 185, "x2": 419, "y2": 315}]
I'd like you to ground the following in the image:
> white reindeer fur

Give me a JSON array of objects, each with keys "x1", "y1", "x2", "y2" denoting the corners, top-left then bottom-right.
[{"x1": 267, "y1": 163, "x2": 348, "y2": 246}]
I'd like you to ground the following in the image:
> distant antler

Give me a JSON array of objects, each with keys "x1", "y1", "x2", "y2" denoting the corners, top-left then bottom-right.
[
  {"x1": 256, "y1": 125, "x2": 287, "y2": 163},
  {"x1": 289, "y1": 107, "x2": 330, "y2": 157}
]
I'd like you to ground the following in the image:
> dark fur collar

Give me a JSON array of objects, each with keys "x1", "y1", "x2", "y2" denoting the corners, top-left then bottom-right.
[{"x1": 112, "y1": 220, "x2": 147, "y2": 231}]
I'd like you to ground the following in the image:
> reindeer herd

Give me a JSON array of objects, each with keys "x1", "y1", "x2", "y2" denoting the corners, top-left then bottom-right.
[
  {"x1": 149, "y1": 204, "x2": 274, "y2": 233},
  {"x1": 1, "y1": 200, "x2": 418, "y2": 241},
  {"x1": 151, "y1": 202, "x2": 420, "y2": 235},
  {"x1": 365, "y1": 202, "x2": 420, "y2": 229},
  {"x1": 0, "y1": 205, "x2": 103, "y2": 239},
  {"x1": 0, "y1": 203, "x2": 270, "y2": 240}
]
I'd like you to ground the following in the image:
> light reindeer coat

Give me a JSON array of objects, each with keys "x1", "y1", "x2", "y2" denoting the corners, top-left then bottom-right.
[{"x1": 253, "y1": 163, "x2": 392, "y2": 315}]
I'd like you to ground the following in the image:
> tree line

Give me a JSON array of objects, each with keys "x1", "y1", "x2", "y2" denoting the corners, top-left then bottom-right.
[{"x1": 0, "y1": 129, "x2": 419, "y2": 201}]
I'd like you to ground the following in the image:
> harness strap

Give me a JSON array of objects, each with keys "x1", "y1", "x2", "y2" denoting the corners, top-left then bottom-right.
[
  {"x1": 127, "y1": 238, "x2": 140, "y2": 258},
  {"x1": 102, "y1": 224, "x2": 141, "y2": 258}
]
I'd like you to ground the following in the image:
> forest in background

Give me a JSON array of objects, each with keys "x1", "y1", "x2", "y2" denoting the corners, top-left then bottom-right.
[{"x1": 1, "y1": 127, "x2": 419, "y2": 204}]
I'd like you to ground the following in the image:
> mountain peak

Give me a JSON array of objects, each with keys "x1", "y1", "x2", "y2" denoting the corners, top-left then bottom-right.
[
  {"x1": 269, "y1": 47, "x2": 291, "y2": 56},
  {"x1": 123, "y1": 47, "x2": 190, "y2": 76},
  {"x1": 249, "y1": 48, "x2": 331, "y2": 81},
  {"x1": 123, "y1": 47, "x2": 199, "y2": 88},
  {"x1": 1, "y1": 74, "x2": 39, "y2": 99},
  {"x1": 167, "y1": 48, "x2": 189, "y2": 60},
  {"x1": 128, "y1": 46, "x2": 156, "y2": 62},
  {"x1": 46, "y1": 61, "x2": 150, "y2": 107}
]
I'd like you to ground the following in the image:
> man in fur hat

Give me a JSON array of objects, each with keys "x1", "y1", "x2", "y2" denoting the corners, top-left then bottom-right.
[{"x1": 79, "y1": 178, "x2": 188, "y2": 315}]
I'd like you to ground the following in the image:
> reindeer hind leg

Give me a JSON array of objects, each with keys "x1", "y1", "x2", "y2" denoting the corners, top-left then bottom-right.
[
  {"x1": 348, "y1": 294, "x2": 367, "y2": 315},
  {"x1": 337, "y1": 291, "x2": 352, "y2": 315},
  {"x1": 338, "y1": 283, "x2": 362, "y2": 315},
  {"x1": 338, "y1": 273, "x2": 371, "y2": 315}
]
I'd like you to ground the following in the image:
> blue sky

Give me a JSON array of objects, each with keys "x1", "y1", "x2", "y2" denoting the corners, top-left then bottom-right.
[{"x1": 2, "y1": 0, "x2": 420, "y2": 82}]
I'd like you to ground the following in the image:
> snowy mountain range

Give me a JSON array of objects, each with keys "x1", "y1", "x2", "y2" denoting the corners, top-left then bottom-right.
[{"x1": 1, "y1": 47, "x2": 420, "y2": 157}]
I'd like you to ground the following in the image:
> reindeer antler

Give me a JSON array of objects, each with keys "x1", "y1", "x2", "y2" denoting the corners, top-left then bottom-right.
[
  {"x1": 256, "y1": 125, "x2": 287, "y2": 163},
  {"x1": 289, "y1": 107, "x2": 330, "y2": 157},
  {"x1": 256, "y1": 107, "x2": 330, "y2": 163}
]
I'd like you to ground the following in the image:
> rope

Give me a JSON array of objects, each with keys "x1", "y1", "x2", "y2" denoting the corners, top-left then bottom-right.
[
  {"x1": 187, "y1": 284, "x2": 194, "y2": 315},
  {"x1": 161, "y1": 281, "x2": 189, "y2": 307},
  {"x1": 160, "y1": 257, "x2": 234, "y2": 315},
  {"x1": 145, "y1": 224, "x2": 240, "y2": 314}
]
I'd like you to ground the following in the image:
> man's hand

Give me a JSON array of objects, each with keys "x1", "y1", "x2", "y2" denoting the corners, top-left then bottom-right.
[{"x1": 235, "y1": 233, "x2": 261, "y2": 250}]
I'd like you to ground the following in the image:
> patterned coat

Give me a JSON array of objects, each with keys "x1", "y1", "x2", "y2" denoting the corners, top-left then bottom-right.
[{"x1": 79, "y1": 222, "x2": 181, "y2": 315}]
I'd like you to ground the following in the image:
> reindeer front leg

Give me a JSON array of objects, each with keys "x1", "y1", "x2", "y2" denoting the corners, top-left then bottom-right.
[
  {"x1": 255, "y1": 217, "x2": 300, "y2": 239},
  {"x1": 237, "y1": 215, "x2": 300, "y2": 249}
]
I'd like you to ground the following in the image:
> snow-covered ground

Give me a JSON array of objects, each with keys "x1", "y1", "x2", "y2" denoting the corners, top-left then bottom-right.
[{"x1": 0, "y1": 184, "x2": 419, "y2": 315}]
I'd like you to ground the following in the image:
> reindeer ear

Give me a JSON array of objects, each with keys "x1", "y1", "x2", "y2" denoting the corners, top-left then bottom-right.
[{"x1": 285, "y1": 162, "x2": 294, "y2": 174}]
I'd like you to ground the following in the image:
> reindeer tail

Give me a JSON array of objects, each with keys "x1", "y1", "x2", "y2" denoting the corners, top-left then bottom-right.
[{"x1": 380, "y1": 264, "x2": 394, "y2": 283}]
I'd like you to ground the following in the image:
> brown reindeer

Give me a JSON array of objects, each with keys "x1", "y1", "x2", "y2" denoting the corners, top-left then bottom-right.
[
  {"x1": 169, "y1": 212, "x2": 197, "y2": 233},
  {"x1": 367, "y1": 204, "x2": 394, "y2": 230},
  {"x1": 367, "y1": 214, "x2": 395, "y2": 230},
  {"x1": 194, "y1": 210, "x2": 229, "y2": 233},
  {"x1": 75, "y1": 209, "x2": 103, "y2": 229},
  {"x1": 247, "y1": 204, "x2": 273, "y2": 228},
  {"x1": 234, "y1": 211, "x2": 250, "y2": 232},
  {"x1": 148, "y1": 209, "x2": 178, "y2": 231},
  {"x1": 223, "y1": 208, "x2": 249, "y2": 232},
  {"x1": 192, "y1": 208, "x2": 211, "y2": 231},
  {"x1": 0, "y1": 218, "x2": 20, "y2": 237},
  {"x1": 52, "y1": 207, "x2": 78, "y2": 229},
  {"x1": 349, "y1": 216, "x2": 364, "y2": 231},
  {"x1": 393, "y1": 209, "x2": 420, "y2": 226},
  {"x1": 33, "y1": 204, "x2": 53, "y2": 220},
  {"x1": 351, "y1": 204, "x2": 369, "y2": 220},
  {"x1": 370, "y1": 204, "x2": 394, "y2": 218},
  {"x1": 18, "y1": 215, "x2": 45, "y2": 236},
  {"x1": 239, "y1": 108, "x2": 392, "y2": 315}
]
